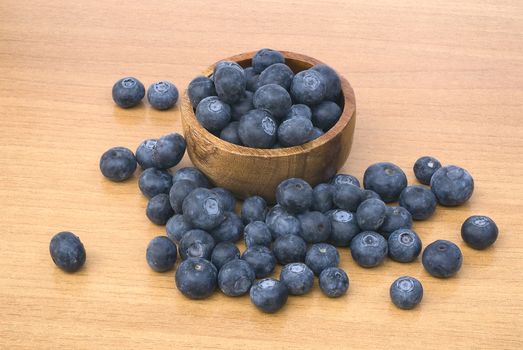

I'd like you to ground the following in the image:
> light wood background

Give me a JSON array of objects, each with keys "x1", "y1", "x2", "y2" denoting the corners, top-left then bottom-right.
[{"x1": 1, "y1": 0, "x2": 522, "y2": 349}]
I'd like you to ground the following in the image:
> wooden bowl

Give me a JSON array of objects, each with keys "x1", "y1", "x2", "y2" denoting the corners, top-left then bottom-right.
[{"x1": 181, "y1": 51, "x2": 356, "y2": 202}]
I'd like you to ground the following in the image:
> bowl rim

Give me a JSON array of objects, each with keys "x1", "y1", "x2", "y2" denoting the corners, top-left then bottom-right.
[{"x1": 181, "y1": 50, "x2": 356, "y2": 158}]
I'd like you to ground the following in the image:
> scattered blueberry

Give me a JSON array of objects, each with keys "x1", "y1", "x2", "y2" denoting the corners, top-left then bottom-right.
[
  {"x1": 178, "y1": 229, "x2": 215, "y2": 260},
  {"x1": 214, "y1": 64, "x2": 246, "y2": 104},
  {"x1": 175, "y1": 257, "x2": 217, "y2": 299},
  {"x1": 311, "y1": 101, "x2": 342, "y2": 131},
  {"x1": 277, "y1": 116, "x2": 313, "y2": 147},
  {"x1": 390, "y1": 276, "x2": 423, "y2": 310},
  {"x1": 312, "y1": 183, "x2": 334, "y2": 213},
  {"x1": 169, "y1": 179, "x2": 198, "y2": 214},
  {"x1": 242, "y1": 245, "x2": 276, "y2": 278},
  {"x1": 311, "y1": 64, "x2": 341, "y2": 102},
  {"x1": 138, "y1": 168, "x2": 172, "y2": 198},
  {"x1": 146, "y1": 193, "x2": 174, "y2": 225},
  {"x1": 330, "y1": 174, "x2": 360, "y2": 187},
  {"x1": 210, "y1": 242, "x2": 240, "y2": 270},
  {"x1": 280, "y1": 263, "x2": 314, "y2": 295},
  {"x1": 276, "y1": 178, "x2": 313, "y2": 214},
  {"x1": 166, "y1": 214, "x2": 192, "y2": 242},
  {"x1": 350, "y1": 231, "x2": 388, "y2": 268},
  {"x1": 305, "y1": 243, "x2": 340, "y2": 276},
  {"x1": 413, "y1": 156, "x2": 442, "y2": 185},
  {"x1": 327, "y1": 209, "x2": 360, "y2": 247},
  {"x1": 430, "y1": 165, "x2": 474, "y2": 206},
  {"x1": 241, "y1": 196, "x2": 267, "y2": 224},
  {"x1": 356, "y1": 198, "x2": 387, "y2": 231},
  {"x1": 319, "y1": 267, "x2": 349, "y2": 298},
  {"x1": 147, "y1": 80, "x2": 178, "y2": 110},
  {"x1": 332, "y1": 183, "x2": 362, "y2": 212},
  {"x1": 49, "y1": 231, "x2": 86, "y2": 273},
  {"x1": 112, "y1": 77, "x2": 145, "y2": 108},
  {"x1": 266, "y1": 206, "x2": 302, "y2": 239},
  {"x1": 422, "y1": 240, "x2": 463, "y2": 278},
  {"x1": 399, "y1": 185, "x2": 437, "y2": 220},
  {"x1": 298, "y1": 211, "x2": 332, "y2": 243},
  {"x1": 210, "y1": 211, "x2": 243, "y2": 243},
  {"x1": 257, "y1": 63, "x2": 294, "y2": 90},
  {"x1": 196, "y1": 96, "x2": 231, "y2": 133},
  {"x1": 135, "y1": 133, "x2": 186, "y2": 170},
  {"x1": 99, "y1": 146, "x2": 137, "y2": 181},
  {"x1": 253, "y1": 84, "x2": 292, "y2": 120},
  {"x1": 244, "y1": 221, "x2": 272, "y2": 248},
  {"x1": 379, "y1": 206, "x2": 413, "y2": 238},
  {"x1": 250, "y1": 278, "x2": 288, "y2": 313},
  {"x1": 290, "y1": 69, "x2": 326, "y2": 106},
  {"x1": 272, "y1": 234, "x2": 307, "y2": 265},
  {"x1": 388, "y1": 229, "x2": 422, "y2": 263},
  {"x1": 173, "y1": 167, "x2": 211, "y2": 189},
  {"x1": 238, "y1": 109, "x2": 277, "y2": 148},
  {"x1": 363, "y1": 162, "x2": 408, "y2": 202},
  {"x1": 252, "y1": 48, "x2": 285, "y2": 74},
  {"x1": 461, "y1": 215, "x2": 498, "y2": 250},
  {"x1": 146, "y1": 236, "x2": 177, "y2": 272},
  {"x1": 218, "y1": 259, "x2": 255, "y2": 297},
  {"x1": 182, "y1": 188, "x2": 225, "y2": 230}
]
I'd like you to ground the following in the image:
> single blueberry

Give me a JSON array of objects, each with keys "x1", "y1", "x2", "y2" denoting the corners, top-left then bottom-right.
[
  {"x1": 327, "y1": 209, "x2": 360, "y2": 247},
  {"x1": 267, "y1": 210, "x2": 302, "y2": 240},
  {"x1": 356, "y1": 198, "x2": 387, "y2": 231},
  {"x1": 379, "y1": 206, "x2": 413, "y2": 239},
  {"x1": 99, "y1": 146, "x2": 137, "y2": 182},
  {"x1": 257, "y1": 63, "x2": 294, "y2": 90},
  {"x1": 49, "y1": 231, "x2": 86, "y2": 273},
  {"x1": 413, "y1": 156, "x2": 442, "y2": 185},
  {"x1": 135, "y1": 139, "x2": 157, "y2": 169},
  {"x1": 363, "y1": 162, "x2": 408, "y2": 202},
  {"x1": 241, "y1": 196, "x2": 268, "y2": 224},
  {"x1": 319, "y1": 267, "x2": 349, "y2": 298},
  {"x1": 333, "y1": 183, "x2": 363, "y2": 212},
  {"x1": 461, "y1": 215, "x2": 498, "y2": 250},
  {"x1": 308, "y1": 127, "x2": 324, "y2": 141},
  {"x1": 388, "y1": 229, "x2": 422, "y2": 263},
  {"x1": 422, "y1": 240, "x2": 463, "y2": 278},
  {"x1": 112, "y1": 77, "x2": 145, "y2": 108},
  {"x1": 390, "y1": 276, "x2": 423, "y2": 310},
  {"x1": 252, "y1": 48, "x2": 285, "y2": 74},
  {"x1": 330, "y1": 173, "x2": 361, "y2": 187},
  {"x1": 280, "y1": 262, "x2": 314, "y2": 295},
  {"x1": 146, "y1": 193, "x2": 174, "y2": 225},
  {"x1": 146, "y1": 236, "x2": 177, "y2": 272},
  {"x1": 290, "y1": 69, "x2": 326, "y2": 106},
  {"x1": 399, "y1": 185, "x2": 437, "y2": 220},
  {"x1": 244, "y1": 67, "x2": 260, "y2": 92},
  {"x1": 311, "y1": 64, "x2": 342, "y2": 102},
  {"x1": 312, "y1": 183, "x2": 334, "y2": 213},
  {"x1": 196, "y1": 96, "x2": 231, "y2": 133},
  {"x1": 250, "y1": 278, "x2": 288, "y2": 313},
  {"x1": 277, "y1": 116, "x2": 313, "y2": 147},
  {"x1": 175, "y1": 257, "x2": 217, "y2": 299},
  {"x1": 138, "y1": 168, "x2": 173, "y2": 199},
  {"x1": 305, "y1": 243, "x2": 340, "y2": 276},
  {"x1": 272, "y1": 234, "x2": 307, "y2": 265},
  {"x1": 169, "y1": 179, "x2": 197, "y2": 214},
  {"x1": 265, "y1": 204, "x2": 287, "y2": 228},
  {"x1": 179, "y1": 229, "x2": 215, "y2": 260},
  {"x1": 210, "y1": 242, "x2": 240, "y2": 270},
  {"x1": 350, "y1": 231, "x2": 388, "y2": 268},
  {"x1": 173, "y1": 167, "x2": 211, "y2": 189},
  {"x1": 135, "y1": 133, "x2": 186, "y2": 170},
  {"x1": 430, "y1": 165, "x2": 474, "y2": 206},
  {"x1": 188, "y1": 76, "x2": 216, "y2": 109},
  {"x1": 210, "y1": 211, "x2": 244, "y2": 243},
  {"x1": 212, "y1": 187, "x2": 236, "y2": 212},
  {"x1": 230, "y1": 91, "x2": 254, "y2": 121},
  {"x1": 218, "y1": 259, "x2": 255, "y2": 296},
  {"x1": 147, "y1": 80, "x2": 178, "y2": 110},
  {"x1": 213, "y1": 60, "x2": 243, "y2": 76},
  {"x1": 244, "y1": 221, "x2": 272, "y2": 248},
  {"x1": 285, "y1": 104, "x2": 312, "y2": 121},
  {"x1": 253, "y1": 84, "x2": 292, "y2": 120},
  {"x1": 298, "y1": 211, "x2": 332, "y2": 243},
  {"x1": 276, "y1": 178, "x2": 313, "y2": 214},
  {"x1": 166, "y1": 214, "x2": 192, "y2": 243},
  {"x1": 361, "y1": 189, "x2": 381, "y2": 201},
  {"x1": 219, "y1": 121, "x2": 242, "y2": 145},
  {"x1": 311, "y1": 101, "x2": 342, "y2": 131},
  {"x1": 214, "y1": 64, "x2": 246, "y2": 104},
  {"x1": 238, "y1": 109, "x2": 277, "y2": 148},
  {"x1": 242, "y1": 245, "x2": 276, "y2": 278},
  {"x1": 182, "y1": 188, "x2": 225, "y2": 230}
]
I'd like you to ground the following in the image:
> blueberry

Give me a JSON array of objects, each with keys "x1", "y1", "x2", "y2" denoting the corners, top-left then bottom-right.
[
  {"x1": 361, "y1": 189, "x2": 381, "y2": 201},
  {"x1": 135, "y1": 133, "x2": 186, "y2": 170},
  {"x1": 290, "y1": 69, "x2": 326, "y2": 106},
  {"x1": 327, "y1": 209, "x2": 360, "y2": 247},
  {"x1": 147, "y1": 80, "x2": 178, "y2": 110},
  {"x1": 112, "y1": 77, "x2": 145, "y2": 108},
  {"x1": 244, "y1": 221, "x2": 272, "y2": 248},
  {"x1": 266, "y1": 209, "x2": 302, "y2": 239},
  {"x1": 311, "y1": 101, "x2": 342, "y2": 131},
  {"x1": 319, "y1": 267, "x2": 349, "y2": 298},
  {"x1": 146, "y1": 193, "x2": 174, "y2": 225},
  {"x1": 214, "y1": 65, "x2": 246, "y2": 104},
  {"x1": 250, "y1": 278, "x2": 288, "y2": 313},
  {"x1": 461, "y1": 215, "x2": 498, "y2": 250},
  {"x1": 350, "y1": 231, "x2": 388, "y2": 268},
  {"x1": 252, "y1": 48, "x2": 285, "y2": 74},
  {"x1": 166, "y1": 214, "x2": 192, "y2": 242},
  {"x1": 333, "y1": 183, "x2": 362, "y2": 212},
  {"x1": 257, "y1": 63, "x2": 294, "y2": 90},
  {"x1": 213, "y1": 60, "x2": 243, "y2": 76},
  {"x1": 173, "y1": 167, "x2": 211, "y2": 189},
  {"x1": 253, "y1": 84, "x2": 292, "y2": 120},
  {"x1": 242, "y1": 245, "x2": 276, "y2": 278},
  {"x1": 135, "y1": 139, "x2": 157, "y2": 169},
  {"x1": 238, "y1": 109, "x2": 277, "y2": 148},
  {"x1": 363, "y1": 162, "x2": 408, "y2": 202},
  {"x1": 241, "y1": 196, "x2": 267, "y2": 224},
  {"x1": 219, "y1": 121, "x2": 242, "y2": 145},
  {"x1": 182, "y1": 188, "x2": 225, "y2": 230},
  {"x1": 277, "y1": 116, "x2": 313, "y2": 147},
  {"x1": 379, "y1": 206, "x2": 413, "y2": 238},
  {"x1": 312, "y1": 183, "x2": 334, "y2": 213},
  {"x1": 229, "y1": 91, "x2": 254, "y2": 122},
  {"x1": 280, "y1": 263, "x2": 314, "y2": 295},
  {"x1": 430, "y1": 165, "x2": 474, "y2": 206},
  {"x1": 218, "y1": 259, "x2": 255, "y2": 296},
  {"x1": 169, "y1": 179, "x2": 197, "y2": 214},
  {"x1": 210, "y1": 211, "x2": 243, "y2": 243},
  {"x1": 298, "y1": 211, "x2": 332, "y2": 243},
  {"x1": 413, "y1": 156, "x2": 442, "y2": 185},
  {"x1": 272, "y1": 234, "x2": 307, "y2": 265},
  {"x1": 188, "y1": 76, "x2": 216, "y2": 109},
  {"x1": 422, "y1": 240, "x2": 463, "y2": 278},
  {"x1": 399, "y1": 185, "x2": 437, "y2": 220},
  {"x1": 308, "y1": 127, "x2": 324, "y2": 141},
  {"x1": 99, "y1": 146, "x2": 137, "y2": 182},
  {"x1": 49, "y1": 231, "x2": 86, "y2": 273},
  {"x1": 138, "y1": 168, "x2": 173, "y2": 199},
  {"x1": 212, "y1": 187, "x2": 236, "y2": 212},
  {"x1": 175, "y1": 257, "x2": 217, "y2": 299},
  {"x1": 146, "y1": 236, "x2": 177, "y2": 272},
  {"x1": 356, "y1": 198, "x2": 387, "y2": 231},
  {"x1": 305, "y1": 243, "x2": 340, "y2": 276},
  {"x1": 179, "y1": 229, "x2": 215, "y2": 260},
  {"x1": 196, "y1": 96, "x2": 231, "y2": 133},
  {"x1": 330, "y1": 174, "x2": 360, "y2": 187},
  {"x1": 285, "y1": 104, "x2": 312, "y2": 121},
  {"x1": 244, "y1": 67, "x2": 260, "y2": 92},
  {"x1": 311, "y1": 64, "x2": 341, "y2": 102},
  {"x1": 276, "y1": 178, "x2": 313, "y2": 214},
  {"x1": 265, "y1": 204, "x2": 287, "y2": 227},
  {"x1": 388, "y1": 229, "x2": 422, "y2": 263},
  {"x1": 390, "y1": 276, "x2": 423, "y2": 310},
  {"x1": 210, "y1": 242, "x2": 240, "y2": 270}
]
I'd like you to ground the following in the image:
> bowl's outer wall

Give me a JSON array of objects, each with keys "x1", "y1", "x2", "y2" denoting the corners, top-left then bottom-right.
[{"x1": 181, "y1": 51, "x2": 356, "y2": 202}]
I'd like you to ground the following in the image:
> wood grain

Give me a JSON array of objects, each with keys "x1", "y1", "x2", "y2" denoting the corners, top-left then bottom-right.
[{"x1": 1, "y1": 0, "x2": 523, "y2": 349}]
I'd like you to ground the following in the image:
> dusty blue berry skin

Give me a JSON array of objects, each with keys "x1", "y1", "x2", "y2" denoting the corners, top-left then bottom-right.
[
  {"x1": 146, "y1": 236, "x2": 177, "y2": 272},
  {"x1": 312, "y1": 183, "x2": 334, "y2": 213},
  {"x1": 210, "y1": 242, "x2": 240, "y2": 270},
  {"x1": 272, "y1": 234, "x2": 307, "y2": 265},
  {"x1": 212, "y1": 187, "x2": 236, "y2": 212},
  {"x1": 146, "y1": 194, "x2": 174, "y2": 225},
  {"x1": 210, "y1": 211, "x2": 243, "y2": 243},
  {"x1": 139, "y1": 168, "x2": 172, "y2": 199},
  {"x1": 169, "y1": 180, "x2": 197, "y2": 214},
  {"x1": 188, "y1": 76, "x2": 216, "y2": 109},
  {"x1": 49, "y1": 232, "x2": 86, "y2": 273},
  {"x1": 214, "y1": 65, "x2": 246, "y2": 104},
  {"x1": 179, "y1": 229, "x2": 215, "y2": 261},
  {"x1": 266, "y1": 206, "x2": 302, "y2": 239},
  {"x1": 319, "y1": 267, "x2": 349, "y2": 298},
  {"x1": 277, "y1": 116, "x2": 313, "y2": 147},
  {"x1": 175, "y1": 257, "x2": 217, "y2": 299},
  {"x1": 280, "y1": 263, "x2": 314, "y2": 295},
  {"x1": 218, "y1": 259, "x2": 255, "y2": 296},
  {"x1": 230, "y1": 91, "x2": 254, "y2": 121},
  {"x1": 250, "y1": 278, "x2": 288, "y2": 313},
  {"x1": 135, "y1": 139, "x2": 158, "y2": 169},
  {"x1": 308, "y1": 127, "x2": 324, "y2": 141},
  {"x1": 312, "y1": 101, "x2": 342, "y2": 131},
  {"x1": 388, "y1": 229, "x2": 422, "y2": 263},
  {"x1": 99, "y1": 147, "x2": 137, "y2": 182},
  {"x1": 361, "y1": 189, "x2": 381, "y2": 201},
  {"x1": 112, "y1": 77, "x2": 145, "y2": 108},
  {"x1": 356, "y1": 198, "x2": 388, "y2": 231},
  {"x1": 290, "y1": 69, "x2": 326, "y2": 106},
  {"x1": 461, "y1": 215, "x2": 498, "y2": 250},
  {"x1": 196, "y1": 96, "x2": 231, "y2": 132},
  {"x1": 305, "y1": 243, "x2": 340, "y2": 276},
  {"x1": 238, "y1": 109, "x2": 277, "y2": 148},
  {"x1": 298, "y1": 211, "x2": 332, "y2": 243},
  {"x1": 242, "y1": 245, "x2": 276, "y2": 278},
  {"x1": 414, "y1": 156, "x2": 442, "y2": 185},
  {"x1": 241, "y1": 196, "x2": 268, "y2": 224},
  {"x1": 390, "y1": 276, "x2": 423, "y2": 310},
  {"x1": 213, "y1": 60, "x2": 243, "y2": 76},
  {"x1": 331, "y1": 174, "x2": 361, "y2": 187},
  {"x1": 379, "y1": 206, "x2": 413, "y2": 238},
  {"x1": 136, "y1": 133, "x2": 186, "y2": 170},
  {"x1": 147, "y1": 80, "x2": 178, "y2": 110},
  {"x1": 363, "y1": 162, "x2": 408, "y2": 203},
  {"x1": 182, "y1": 188, "x2": 225, "y2": 230},
  {"x1": 257, "y1": 63, "x2": 294, "y2": 90},
  {"x1": 333, "y1": 183, "x2": 363, "y2": 212},
  {"x1": 252, "y1": 49, "x2": 285, "y2": 74},
  {"x1": 311, "y1": 64, "x2": 342, "y2": 102},
  {"x1": 399, "y1": 185, "x2": 437, "y2": 220},
  {"x1": 253, "y1": 84, "x2": 292, "y2": 120},
  {"x1": 276, "y1": 178, "x2": 313, "y2": 215},
  {"x1": 350, "y1": 231, "x2": 388, "y2": 268},
  {"x1": 244, "y1": 67, "x2": 260, "y2": 92},
  {"x1": 422, "y1": 240, "x2": 463, "y2": 278},
  {"x1": 430, "y1": 165, "x2": 474, "y2": 206},
  {"x1": 285, "y1": 104, "x2": 312, "y2": 121},
  {"x1": 166, "y1": 214, "x2": 192, "y2": 243},
  {"x1": 219, "y1": 121, "x2": 242, "y2": 145},
  {"x1": 244, "y1": 221, "x2": 272, "y2": 248},
  {"x1": 327, "y1": 209, "x2": 360, "y2": 247},
  {"x1": 173, "y1": 167, "x2": 211, "y2": 189}
]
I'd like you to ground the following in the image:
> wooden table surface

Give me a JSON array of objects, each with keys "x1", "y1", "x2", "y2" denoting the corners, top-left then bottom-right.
[{"x1": 1, "y1": 0, "x2": 522, "y2": 349}]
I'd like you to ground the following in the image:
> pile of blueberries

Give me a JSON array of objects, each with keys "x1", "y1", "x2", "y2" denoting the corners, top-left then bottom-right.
[{"x1": 188, "y1": 48, "x2": 343, "y2": 148}]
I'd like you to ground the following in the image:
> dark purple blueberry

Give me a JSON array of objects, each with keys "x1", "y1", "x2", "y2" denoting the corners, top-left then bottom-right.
[
  {"x1": 413, "y1": 156, "x2": 442, "y2": 185},
  {"x1": 430, "y1": 165, "x2": 474, "y2": 206},
  {"x1": 280, "y1": 262, "x2": 314, "y2": 295},
  {"x1": 461, "y1": 215, "x2": 498, "y2": 250},
  {"x1": 308, "y1": 127, "x2": 324, "y2": 141},
  {"x1": 182, "y1": 188, "x2": 225, "y2": 230},
  {"x1": 138, "y1": 168, "x2": 172, "y2": 199},
  {"x1": 147, "y1": 80, "x2": 178, "y2": 110},
  {"x1": 146, "y1": 193, "x2": 174, "y2": 225},
  {"x1": 241, "y1": 196, "x2": 268, "y2": 224},
  {"x1": 49, "y1": 231, "x2": 86, "y2": 273},
  {"x1": 218, "y1": 259, "x2": 255, "y2": 296},
  {"x1": 196, "y1": 96, "x2": 231, "y2": 132},
  {"x1": 244, "y1": 221, "x2": 272, "y2": 248},
  {"x1": 252, "y1": 49, "x2": 285, "y2": 74},
  {"x1": 422, "y1": 240, "x2": 463, "y2": 278},
  {"x1": 312, "y1": 183, "x2": 334, "y2": 213},
  {"x1": 319, "y1": 267, "x2": 349, "y2": 298},
  {"x1": 169, "y1": 179, "x2": 198, "y2": 214},
  {"x1": 238, "y1": 109, "x2": 277, "y2": 148},
  {"x1": 331, "y1": 173, "x2": 360, "y2": 187},
  {"x1": 212, "y1": 187, "x2": 236, "y2": 212},
  {"x1": 277, "y1": 116, "x2": 313, "y2": 147},
  {"x1": 327, "y1": 209, "x2": 360, "y2": 247},
  {"x1": 219, "y1": 121, "x2": 242, "y2": 145},
  {"x1": 399, "y1": 185, "x2": 437, "y2": 220},
  {"x1": 188, "y1": 76, "x2": 216, "y2": 109},
  {"x1": 379, "y1": 206, "x2": 412, "y2": 238},
  {"x1": 333, "y1": 183, "x2": 363, "y2": 212},
  {"x1": 363, "y1": 162, "x2": 408, "y2": 203},
  {"x1": 214, "y1": 64, "x2": 246, "y2": 104},
  {"x1": 166, "y1": 214, "x2": 192, "y2": 243},
  {"x1": 244, "y1": 67, "x2": 259, "y2": 92},
  {"x1": 210, "y1": 242, "x2": 240, "y2": 270},
  {"x1": 99, "y1": 146, "x2": 137, "y2": 182},
  {"x1": 250, "y1": 278, "x2": 288, "y2": 313},
  {"x1": 290, "y1": 69, "x2": 326, "y2": 106},
  {"x1": 311, "y1": 64, "x2": 341, "y2": 102},
  {"x1": 390, "y1": 276, "x2": 423, "y2": 310},
  {"x1": 112, "y1": 77, "x2": 145, "y2": 108},
  {"x1": 298, "y1": 211, "x2": 332, "y2": 243},
  {"x1": 305, "y1": 243, "x2": 340, "y2": 276},
  {"x1": 210, "y1": 211, "x2": 243, "y2": 243},
  {"x1": 253, "y1": 84, "x2": 292, "y2": 120},
  {"x1": 311, "y1": 101, "x2": 342, "y2": 131},
  {"x1": 146, "y1": 236, "x2": 177, "y2": 272},
  {"x1": 350, "y1": 231, "x2": 388, "y2": 268},
  {"x1": 257, "y1": 63, "x2": 294, "y2": 90},
  {"x1": 388, "y1": 229, "x2": 422, "y2": 263},
  {"x1": 272, "y1": 234, "x2": 307, "y2": 265},
  {"x1": 179, "y1": 229, "x2": 215, "y2": 260},
  {"x1": 356, "y1": 198, "x2": 387, "y2": 231},
  {"x1": 242, "y1": 245, "x2": 276, "y2": 278},
  {"x1": 285, "y1": 104, "x2": 312, "y2": 121},
  {"x1": 175, "y1": 257, "x2": 217, "y2": 299},
  {"x1": 276, "y1": 178, "x2": 313, "y2": 214},
  {"x1": 173, "y1": 167, "x2": 211, "y2": 189},
  {"x1": 230, "y1": 91, "x2": 254, "y2": 121}
]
